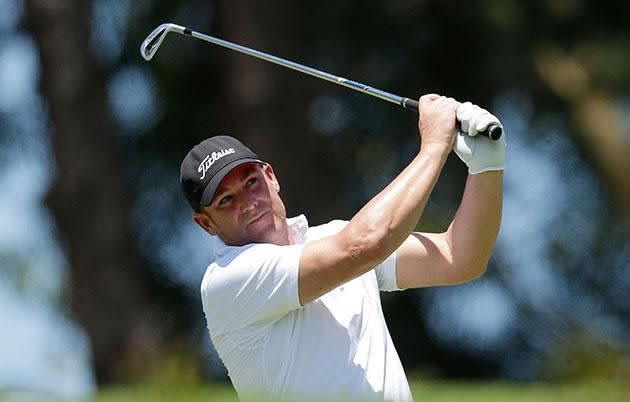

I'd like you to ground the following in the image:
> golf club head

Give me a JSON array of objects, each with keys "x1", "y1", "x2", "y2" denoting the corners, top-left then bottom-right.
[{"x1": 140, "y1": 23, "x2": 185, "y2": 61}]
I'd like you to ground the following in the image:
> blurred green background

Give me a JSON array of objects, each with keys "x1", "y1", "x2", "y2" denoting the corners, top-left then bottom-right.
[{"x1": 0, "y1": 0, "x2": 628, "y2": 401}]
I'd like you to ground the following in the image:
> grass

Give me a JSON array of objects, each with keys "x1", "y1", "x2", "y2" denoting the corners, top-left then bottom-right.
[
  {"x1": 90, "y1": 379, "x2": 627, "y2": 402},
  {"x1": 410, "y1": 380, "x2": 626, "y2": 402}
]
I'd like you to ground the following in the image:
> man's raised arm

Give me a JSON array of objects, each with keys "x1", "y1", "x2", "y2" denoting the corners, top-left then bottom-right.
[
  {"x1": 396, "y1": 102, "x2": 506, "y2": 289},
  {"x1": 297, "y1": 94, "x2": 460, "y2": 305}
]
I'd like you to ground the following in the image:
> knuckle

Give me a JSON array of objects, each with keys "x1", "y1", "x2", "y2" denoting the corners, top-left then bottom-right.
[{"x1": 420, "y1": 94, "x2": 437, "y2": 103}]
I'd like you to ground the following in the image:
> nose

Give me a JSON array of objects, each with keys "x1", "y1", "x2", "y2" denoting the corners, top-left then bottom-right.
[{"x1": 240, "y1": 195, "x2": 258, "y2": 214}]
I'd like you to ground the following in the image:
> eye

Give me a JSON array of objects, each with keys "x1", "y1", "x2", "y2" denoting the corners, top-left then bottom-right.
[
  {"x1": 218, "y1": 195, "x2": 232, "y2": 206},
  {"x1": 246, "y1": 177, "x2": 258, "y2": 186}
]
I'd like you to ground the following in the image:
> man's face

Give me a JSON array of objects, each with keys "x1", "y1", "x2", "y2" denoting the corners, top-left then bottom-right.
[{"x1": 194, "y1": 162, "x2": 289, "y2": 246}]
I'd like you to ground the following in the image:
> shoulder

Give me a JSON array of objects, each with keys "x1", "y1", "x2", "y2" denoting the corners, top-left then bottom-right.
[
  {"x1": 306, "y1": 219, "x2": 349, "y2": 241},
  {"x1": 201, "y1": 243, "x2": 302, "y2": 293},
  {"x1": 214, "y1": 242, "x2": 295, "y2": 267}
]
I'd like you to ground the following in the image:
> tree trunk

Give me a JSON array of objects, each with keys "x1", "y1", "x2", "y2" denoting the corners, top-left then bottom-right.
[
  {"x1": 574, "y1": 93, "x2": 630, "y2": 217},
  {"x1": 216, "y1": 0, "x2": 343, "y2": 224},
  {"x1": 25, "y1": 0, "x2": 166, "y2": 384}
]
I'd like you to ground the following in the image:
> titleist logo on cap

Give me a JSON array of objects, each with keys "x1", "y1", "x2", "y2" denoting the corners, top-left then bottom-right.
[{"x1": 198, "y1": 148, "x2": 235, "y2": 179}]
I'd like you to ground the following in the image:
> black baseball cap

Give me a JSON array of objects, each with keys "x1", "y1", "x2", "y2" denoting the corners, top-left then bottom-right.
[{"x1": 180, "y1": 135, "x2": 261, "y2": 211}]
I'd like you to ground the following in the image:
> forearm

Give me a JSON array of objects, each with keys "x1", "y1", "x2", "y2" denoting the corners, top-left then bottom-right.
[
  {"x1": 446, "y1": 171, "x2": 503, "y2": 277},
  {"x1": 345, "y1": 144, "x2": 449, "y2": 265},
  {"x1": 298, "y1": 95, "x2": 460, "y2": 304}
]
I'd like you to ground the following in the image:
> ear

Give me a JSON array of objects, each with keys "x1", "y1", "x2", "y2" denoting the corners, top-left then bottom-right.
[
  {"x1": 262, "y1": 163, "x2": 280, "y2": 193},
  {"x1": 193, "y1": 211, "x2": 218, "y2": 236}
]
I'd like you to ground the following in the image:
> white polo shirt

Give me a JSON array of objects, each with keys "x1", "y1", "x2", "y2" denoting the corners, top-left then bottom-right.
[{"x1": 200, "y1": 215, "x2": 412, "y2": 402}]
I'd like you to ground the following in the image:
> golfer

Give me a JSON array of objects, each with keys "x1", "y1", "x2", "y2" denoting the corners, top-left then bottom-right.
[{"x1": 180, "y1": 95, "x2": 505, "y2": 402}]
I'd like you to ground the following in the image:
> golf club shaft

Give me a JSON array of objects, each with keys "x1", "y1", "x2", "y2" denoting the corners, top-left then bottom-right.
[
  {"x1": 144, "y1": 24, "x2": 502, "y2": 140},
  {"x1": 186, "y1": 29, "x2": 420, "y2": 109}
]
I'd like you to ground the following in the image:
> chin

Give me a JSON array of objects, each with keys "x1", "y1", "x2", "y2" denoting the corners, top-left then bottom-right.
[{"x1": 253, "y1": 215, "x2": 286, "y2": 245}]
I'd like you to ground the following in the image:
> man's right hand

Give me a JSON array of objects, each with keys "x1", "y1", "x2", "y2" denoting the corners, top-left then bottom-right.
[{"x1": 417, "y1": 94, "x2": 460, "y2": 152}]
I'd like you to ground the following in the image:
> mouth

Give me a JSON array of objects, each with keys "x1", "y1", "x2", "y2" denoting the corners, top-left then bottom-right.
[{"x1": 248, "y1": 210, "x2": 269, "y2": 225}]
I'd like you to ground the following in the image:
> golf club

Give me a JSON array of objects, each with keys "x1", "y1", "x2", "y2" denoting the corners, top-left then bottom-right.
[{"x1": 140, "y1": 23, "x2": 503, "y2": 140}]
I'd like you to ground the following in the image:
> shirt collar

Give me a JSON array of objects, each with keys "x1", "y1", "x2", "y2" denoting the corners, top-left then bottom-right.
[{"x1": 212, "y1": 214, "x2": 309, "y2": 257}]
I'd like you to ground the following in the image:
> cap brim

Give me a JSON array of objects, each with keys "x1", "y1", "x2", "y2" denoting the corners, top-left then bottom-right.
[{"x1": 199, "y1": 158, "x2": 262, "y2": 207}]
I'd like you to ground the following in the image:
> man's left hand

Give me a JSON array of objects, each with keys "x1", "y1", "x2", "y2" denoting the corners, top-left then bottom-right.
[{"x1": 453, "y1": 102, "x2": 506, "y2": 174}]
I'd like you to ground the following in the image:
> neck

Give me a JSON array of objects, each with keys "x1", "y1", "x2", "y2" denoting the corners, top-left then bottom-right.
[
  {"x1": 220, "y1": 222, "x2": 291, "y2": 247},
  {"x1": 273, "y1": 221, "x2": 292, "y2": 246}
]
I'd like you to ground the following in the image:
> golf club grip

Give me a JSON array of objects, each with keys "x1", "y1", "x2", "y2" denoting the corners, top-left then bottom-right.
[{"x1": 401, "y1": 98, "x2": 503, "y2": 141}]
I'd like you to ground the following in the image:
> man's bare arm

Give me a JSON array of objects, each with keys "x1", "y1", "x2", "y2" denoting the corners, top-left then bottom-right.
[
  {"x1": 396, "y1": 171, "x2": 503, "y2": 289},
  {"x1": 297, "y1": 95, "x2": 459, "y2": 305}
]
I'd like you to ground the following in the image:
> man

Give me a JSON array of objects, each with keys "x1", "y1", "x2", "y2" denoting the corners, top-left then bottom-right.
[{"x1": 180, "y1": 95, "x2": 505, "y2": 401}]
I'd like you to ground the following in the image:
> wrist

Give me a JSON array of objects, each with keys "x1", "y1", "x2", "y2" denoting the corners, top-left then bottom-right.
[{"x1": 420, "y1": 141, "x2": 451, "y2": 160}]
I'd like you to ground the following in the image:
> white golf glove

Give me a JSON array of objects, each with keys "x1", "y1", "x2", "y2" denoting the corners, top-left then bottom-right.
[{"x1": 453, "y1": 102, "x2": 506, "y2": 174}]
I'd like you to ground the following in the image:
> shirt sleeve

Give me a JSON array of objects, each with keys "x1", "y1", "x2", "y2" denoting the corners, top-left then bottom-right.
[
  {"x1": 201, "y1": 243, "x2": 303, "y2": 337},
  {"x1": 375, "y1": 251, "x2": 402, "y2": 292}
]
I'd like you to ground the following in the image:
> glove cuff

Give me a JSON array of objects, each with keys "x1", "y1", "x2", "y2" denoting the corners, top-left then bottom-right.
[{"x1": 469, "y1": 164, "x2": 505, "y2": 175}]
